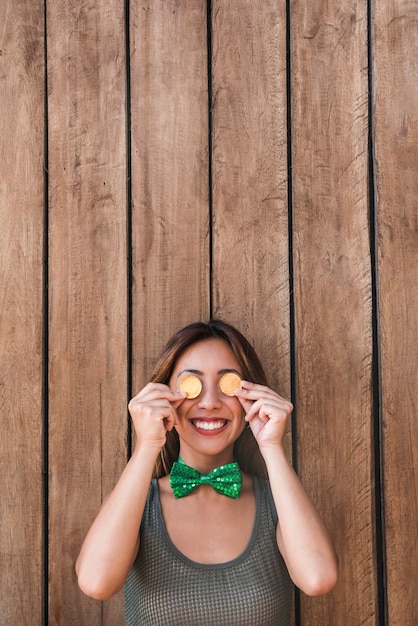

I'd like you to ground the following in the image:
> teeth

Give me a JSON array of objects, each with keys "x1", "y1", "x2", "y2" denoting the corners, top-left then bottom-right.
[{"x1": 193, "y1": 420, "x2": 226, "y2": 431}]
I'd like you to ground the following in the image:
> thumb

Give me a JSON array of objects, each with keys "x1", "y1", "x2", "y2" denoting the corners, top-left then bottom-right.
[
  {"x1": 171, "y1": 392, "x2": 186, "y2": 411},
  {"x1": 235, "y1": 391, "x2": 253, "y2": 417}
]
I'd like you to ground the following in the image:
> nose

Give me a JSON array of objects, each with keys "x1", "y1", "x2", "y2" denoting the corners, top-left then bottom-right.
[{"x1": 197, "y1": 382, "x2": 222, "y2": 409}]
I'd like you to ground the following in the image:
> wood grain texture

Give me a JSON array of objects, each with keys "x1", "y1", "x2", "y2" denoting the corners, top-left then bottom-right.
[
  {"x1": 210, "y1": 0, "x2": 290, "y2": 399},
  {"x1": 0, "y1": 1, "x2": 45, "y2": 623},
  {"x1": 374, "y1": 1, "x2": 418, "y2": 622},
  {"x1": 46, "y1": 1, "x2": 127, "y2": 623},
  {"x1": 291, "y1": 0, "x2": 376, "y2": 622},
  {"x1": 130, "y1": 0, "x2": 210, "y2": 389},
  {"x1": 2, "y1": 2, "x2": 417, "y2": 623},
  {"x1": 210, "y1": 9, "x2": 293, "y2": 619}
]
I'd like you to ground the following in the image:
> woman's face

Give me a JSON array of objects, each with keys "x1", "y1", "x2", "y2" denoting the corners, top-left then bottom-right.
[{"x1": 169, "y1": 338, "x2": 246, "y2": 464}]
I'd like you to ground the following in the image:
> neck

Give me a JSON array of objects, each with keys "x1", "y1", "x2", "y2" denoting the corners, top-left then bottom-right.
[{"x1": 178, "y1": 449, "x2": 235, "y2": 474}]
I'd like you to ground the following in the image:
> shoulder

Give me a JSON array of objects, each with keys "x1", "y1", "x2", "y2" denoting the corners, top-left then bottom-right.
[
  {"x1": 141, "y1": 478, "x2": 159, "y2": 519},
  {"x1": 250, "y1": 473, "x2": 270, "y2": 492},
  {"x1": 250, "y1": 475, "x2": 278, "y2": 522},
  {"x1": 157, "y1": 474, "x2": 177, "y2": 507},
  {"x1": 157, "y1": 474, "x2": 171, "y2": 494}
]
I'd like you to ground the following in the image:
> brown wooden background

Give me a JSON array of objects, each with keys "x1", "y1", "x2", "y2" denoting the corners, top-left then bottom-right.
[{"x1": 1, "y1": 1, "x2": 417, "y2": 624}]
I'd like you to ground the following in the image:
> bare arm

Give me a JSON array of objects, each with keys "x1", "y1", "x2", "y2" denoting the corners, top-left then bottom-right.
[
  {"x1": 75, "y1": 384, "x2": 185, "y2": 600},
  {"x1": 236, "y1": 381, "x2": 338, "y2": 596},
  {"x1": 262, "y1": 445, "x2": 338, "y2": 595}
]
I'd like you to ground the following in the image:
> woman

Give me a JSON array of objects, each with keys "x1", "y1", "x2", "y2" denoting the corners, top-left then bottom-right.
[{"x1": 76, "y1": 320, "x2": 338, "y2": 625}]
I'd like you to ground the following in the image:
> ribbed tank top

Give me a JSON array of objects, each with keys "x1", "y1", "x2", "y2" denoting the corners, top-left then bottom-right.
[{"x1": 124, "y1": 476, "x2": 293, "y2": 625}]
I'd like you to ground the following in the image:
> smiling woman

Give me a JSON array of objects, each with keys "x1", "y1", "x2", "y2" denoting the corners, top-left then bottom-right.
[
  {"x1": 167, "y1": 338, "x2": 247, "y2": 461},
  {"x1": 76, "y1": 320, "x2": 338, "y2": 625},
  {"x1": 149, "y1": 320, "x2": 271, "y2": 480}
]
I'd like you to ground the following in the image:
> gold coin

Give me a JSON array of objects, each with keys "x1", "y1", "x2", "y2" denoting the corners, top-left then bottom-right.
[
  {"x1": 219, "y1": 372, "x2": 242, "y2": 396},
  {"x1": 179, "y1": 374, "x2": 202, "y2": 399}
]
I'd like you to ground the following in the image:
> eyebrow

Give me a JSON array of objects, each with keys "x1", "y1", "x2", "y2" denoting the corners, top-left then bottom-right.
[{"x1": 177, "y1": 368, "x2": 241, "y2": 378}]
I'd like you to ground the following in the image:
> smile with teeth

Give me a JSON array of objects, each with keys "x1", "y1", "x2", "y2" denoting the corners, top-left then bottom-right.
[{"x1": 192, "y1": 419, "x2": 227, "y2": 431}]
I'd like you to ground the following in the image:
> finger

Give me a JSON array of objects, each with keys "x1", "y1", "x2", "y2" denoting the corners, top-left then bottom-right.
[
  {"x1": 130, "y1": 395, "x2": 186, "y2": 418},
  {"x1": 171, "y1": 394, "x2": 187, "y2": 411},
  {"x1": 129, "y1": 403, "x2": 172, "y2": 428},
  {"x1": 245, "y1": 399, "x2": 291, "y2": 424},
  {"x1": 237, "y1": 383, "x2": 293, "y2": 412},
  {"x1": 130, "y1": 402, "x2": 178, "y2": 440},
  {"x1": 234, "y1": 392, "x2": 254, "y2": 416},
  {"x1": 241, "y1": 380, "x2": 289, "y2": 399},
  {"x1": 129, "y1": 383, "x2": 186, "y2": 406}
]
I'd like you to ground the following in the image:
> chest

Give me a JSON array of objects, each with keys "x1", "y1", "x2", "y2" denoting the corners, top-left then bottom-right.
[
  {"x1": 160, "y1": 486, "x2": 256, "y2": 564},
  {"x1": 126, "y1": 481, "x2": 293, "y2": 626}
]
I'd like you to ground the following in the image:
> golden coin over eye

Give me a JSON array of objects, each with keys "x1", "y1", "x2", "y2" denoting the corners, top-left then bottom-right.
[
  {"x1": 219, "y1": 372, "x2": 242, "y2": 396},
  {"x1": 178, "y1": 374, "x2": 202, "y2": 399}
]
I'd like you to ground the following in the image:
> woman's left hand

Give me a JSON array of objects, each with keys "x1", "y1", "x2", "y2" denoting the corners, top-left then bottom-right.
[
  {"x1": 236, "y1": 381, "x2": 338, "y2": 596},
  {"x1": 235, "y1": 381, "x2": 293, "y2": 450}
]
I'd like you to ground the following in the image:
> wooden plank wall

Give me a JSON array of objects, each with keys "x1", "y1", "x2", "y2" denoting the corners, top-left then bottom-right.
[
  {"x1": 1, "y1": 2, "x2": 45, "y2": 625},
  {"x1": 46, "y1": 1, "x2": 128, "y2": 623},
  {"x1": 291, "y1": 0, "x2": 376, "y2": 623},
  {"x1": 1, "y1": 1, "x2": 417, "y2": 624},
  {"x1": 374, "y1": 0, "x2": 418, "y2": 621}
]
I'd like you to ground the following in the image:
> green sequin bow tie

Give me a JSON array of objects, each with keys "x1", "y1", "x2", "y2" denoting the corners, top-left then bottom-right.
[{"x1": 169, "y1": 458, "x2": 242, "y2": 499}]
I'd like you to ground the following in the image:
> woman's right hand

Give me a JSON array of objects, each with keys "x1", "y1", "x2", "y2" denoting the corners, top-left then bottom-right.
[
  {"x1": 76, "y1": 383, "x2": 186, "y2": 600},
  {"x1": 128, "y1": 383, "x2": 186, "y2": 450}
]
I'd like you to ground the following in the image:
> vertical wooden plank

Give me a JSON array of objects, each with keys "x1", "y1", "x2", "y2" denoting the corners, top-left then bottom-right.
[
  {"x1": 374, "y1": 2, "x2": 418, "y2": 622},
  {"x1": 291, "y1": 0, "x2": 376, "y2": 623},
  {"x1": 130, "y1": 0, "x2": 210, "y2": 388},
  {"x1": 211, "y1": 5, "x2": 291, "y2": 620},
  {"x1": 0, "y1": 2, "x2": 44, "y2": 624},
  {"x1": 47, "y1": 1, "x2": 127, "y2": 623},
  {"x1": 211, "y1": 1, "x2": 290, "y2": 397}
]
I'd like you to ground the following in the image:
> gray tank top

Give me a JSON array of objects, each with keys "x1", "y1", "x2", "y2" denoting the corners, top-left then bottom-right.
[{"x1": 124, "y1": 475, "x2": 293, "y2": 625}]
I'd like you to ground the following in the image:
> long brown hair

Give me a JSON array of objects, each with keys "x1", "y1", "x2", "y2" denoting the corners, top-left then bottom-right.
[{"x1": 149, "y1": 320, "x2": 268, "y2": 479}]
